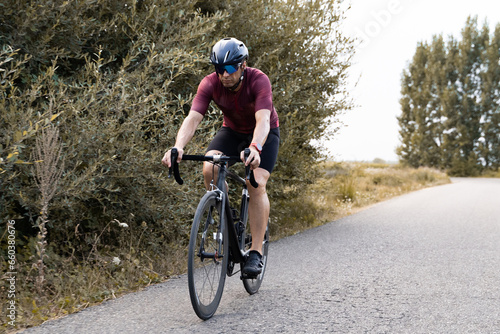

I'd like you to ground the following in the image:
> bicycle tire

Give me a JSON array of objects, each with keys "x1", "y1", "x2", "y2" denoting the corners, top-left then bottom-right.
[
  {"x1": 188, "y1": 191, "x2": 228, "y2": 320},
  {"x1": 242, "y1": 220, "x2": 269, "y2": 294}
]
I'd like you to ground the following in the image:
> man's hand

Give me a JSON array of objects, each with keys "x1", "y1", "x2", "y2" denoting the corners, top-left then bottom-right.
[
  {"x1": 162, "y1": 148, "x2": 184, "y2": 168},
  {"x1": 241, "y1": 147, "x2": 261, "y2": 170}
]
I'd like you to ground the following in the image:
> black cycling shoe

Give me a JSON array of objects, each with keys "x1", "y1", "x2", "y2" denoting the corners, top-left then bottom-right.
[{"x1": 242, "y1": 250, "x2": 263, "y2": 277}]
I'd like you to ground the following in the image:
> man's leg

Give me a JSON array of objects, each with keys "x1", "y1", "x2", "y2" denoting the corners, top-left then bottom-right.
[
  {"x1": 202, "y1": 150, "x2": 223, "y2": 190},
  {"x1": 247, "y1": 167, "x2": 270, "y2": 254}
]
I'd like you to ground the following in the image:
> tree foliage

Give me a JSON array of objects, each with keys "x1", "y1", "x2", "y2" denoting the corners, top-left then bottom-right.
[
  {"x1": 0, "y1": 0, "x2": 353, "y2": 294},
  {"x1": 397, "y1": 16, "x2": 500, "y2": 175}
]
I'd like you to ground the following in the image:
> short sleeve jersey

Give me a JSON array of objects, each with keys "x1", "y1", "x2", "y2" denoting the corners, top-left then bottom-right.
[{"x1": 191, "y1": 67, "x2": 279, "y2": 134}]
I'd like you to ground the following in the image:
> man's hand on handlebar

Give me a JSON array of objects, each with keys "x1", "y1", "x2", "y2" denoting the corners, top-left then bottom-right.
[
  {"x1": 162, "y1": 147, "x2": 184, "y2": 168},
  {"x1": 241, "y1": 146, "x2": 261, "y2": 170}
]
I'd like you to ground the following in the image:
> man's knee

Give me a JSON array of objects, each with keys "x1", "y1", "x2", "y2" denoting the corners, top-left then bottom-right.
[
  {"x1": 203, "y1": 150, "x2": 222, "y2": 180},
  {"x1": 248, "y1": 168, "x2": 270, "y2": 194},
  {"x1": 202, "y1": 162, "x2": 212, "y2": 179}
]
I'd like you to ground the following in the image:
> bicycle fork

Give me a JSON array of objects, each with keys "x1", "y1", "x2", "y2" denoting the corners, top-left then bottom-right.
[{"x1": 199, "y1": 192, "x2": 225, "y2": 263}]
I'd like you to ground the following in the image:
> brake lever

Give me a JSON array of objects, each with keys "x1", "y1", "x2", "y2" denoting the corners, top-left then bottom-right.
[
  {"x1": 169, "y1": 148, "x2": 184, "y2": 185},
  {"x1": 244, "y1": 148, "x2": 259, "y2": 188}
]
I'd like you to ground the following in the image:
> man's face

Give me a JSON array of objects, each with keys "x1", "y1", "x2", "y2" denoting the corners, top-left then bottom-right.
[{"x1": 217, "y1": 61, "x2": 246, "y2": 88}]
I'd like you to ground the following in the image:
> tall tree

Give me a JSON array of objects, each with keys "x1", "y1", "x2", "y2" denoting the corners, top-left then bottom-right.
[
  {"x1": 449, "y1": 17, "x2": 485, "y2": 175},
  {"x1": 398, "y1": 16, "x2": 500, "y2": 175},
  {"x1": 479, "y1": 24, "x2": 500, "y2": 169},
  {"x1": 440, "y1": 36, "x2": 460, "y2": 169},
  {"x1": 398, "y1": 42, "x2": 429, "y2": 168},
  {"x1": 398, "y1": 39, "x2": 445, "y2": 169},
  {"x1": 423, "y1": 35, "x2": 448, "y2": 168}
]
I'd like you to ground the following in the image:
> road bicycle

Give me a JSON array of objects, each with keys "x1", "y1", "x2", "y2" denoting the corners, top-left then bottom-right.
[{"x1": 169, "y1": 148, "x2": 269, "y2": 320}]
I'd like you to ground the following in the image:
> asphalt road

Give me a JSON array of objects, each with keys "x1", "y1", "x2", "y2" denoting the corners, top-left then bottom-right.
[{"x1": 20, "y1": 178, "x2": 500, "y2": 333}]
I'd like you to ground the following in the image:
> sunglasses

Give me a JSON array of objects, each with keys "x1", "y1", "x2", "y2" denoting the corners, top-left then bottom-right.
[{"x1": 214, "y1": 63, "x2": 241, "y2": 75}]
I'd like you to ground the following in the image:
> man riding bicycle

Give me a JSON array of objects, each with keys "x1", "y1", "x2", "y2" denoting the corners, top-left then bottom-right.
[{"x1": 162, "y1": 37, "x2": 279, "y2": 277}]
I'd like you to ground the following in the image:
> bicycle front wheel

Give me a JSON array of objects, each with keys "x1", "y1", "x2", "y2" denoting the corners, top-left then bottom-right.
[{"x1": 188, "y1": 191, "x2": 228, "y2": 320}]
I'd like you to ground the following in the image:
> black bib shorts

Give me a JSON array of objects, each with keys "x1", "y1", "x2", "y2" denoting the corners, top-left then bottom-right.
[{"x1": 206, "y1": 127, "x2": 280, "y2": 174}]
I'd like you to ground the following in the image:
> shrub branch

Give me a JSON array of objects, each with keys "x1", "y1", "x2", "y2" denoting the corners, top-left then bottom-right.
[{"x1": 32, "y1": 123, "x2": 65, "y2": 293}]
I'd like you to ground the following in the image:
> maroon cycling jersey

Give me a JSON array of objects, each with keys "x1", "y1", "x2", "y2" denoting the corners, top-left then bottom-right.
[{"x1": 191, "y1": 67, "x2": 279, "y2": 134}]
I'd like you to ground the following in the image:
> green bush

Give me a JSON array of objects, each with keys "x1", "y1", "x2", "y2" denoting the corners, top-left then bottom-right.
[
  {"x1": 1, "y1": 0, "x2": 353, "y2": 327},
  {"x1": 2, "y1": 1, "x2": 223, "y2": 265}
]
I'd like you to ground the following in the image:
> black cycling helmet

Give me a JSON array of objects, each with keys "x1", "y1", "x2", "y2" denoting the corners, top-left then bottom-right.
[
  {"x1": 210, "y1": 38, "x2": 249, "y2": 90},
  {"x1": 210, "y1": 37, "x2": 249, "y2": 67}
]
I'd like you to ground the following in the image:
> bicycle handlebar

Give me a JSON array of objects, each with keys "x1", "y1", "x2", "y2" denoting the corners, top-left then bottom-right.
[
  {"x1": 169, "y1": 148, "x2": 184, "y2": 185},
  {"x1": 168, "y1": 148, "x2": 259, "y2": 188}
]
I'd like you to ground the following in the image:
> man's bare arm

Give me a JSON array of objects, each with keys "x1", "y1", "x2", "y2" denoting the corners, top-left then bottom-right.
[{"x1": 161, "y1": 110, "x2": 204, "y2": 167}]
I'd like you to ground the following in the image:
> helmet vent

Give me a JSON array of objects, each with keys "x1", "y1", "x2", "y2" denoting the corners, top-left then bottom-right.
[{"x1": 223, "y1": 51, "x2": 231, "y2": 63}]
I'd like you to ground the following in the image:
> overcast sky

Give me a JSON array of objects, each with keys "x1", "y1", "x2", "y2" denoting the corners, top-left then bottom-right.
[{"x1": 326, "y1": 0, "x2": 500, "y2": 162}]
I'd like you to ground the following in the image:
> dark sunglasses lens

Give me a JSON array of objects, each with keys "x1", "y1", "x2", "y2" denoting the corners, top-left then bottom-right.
[
  {"x1": 215, "y1": 66, "x2": 225, "y2": 74},
  {"x1": 215, "y1": 64, "x2": 239, "y2": 75},
  {"x1": 225, "y1": 64, "x2": 238, "y2": 74}
]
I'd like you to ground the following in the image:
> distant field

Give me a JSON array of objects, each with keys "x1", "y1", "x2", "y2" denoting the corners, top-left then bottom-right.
[{"x1": 272, "y1": 162, "x2": 450, "y2": 239}]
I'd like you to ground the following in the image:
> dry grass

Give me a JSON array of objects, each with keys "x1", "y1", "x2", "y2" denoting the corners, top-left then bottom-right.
[
  {"x1": 481, "y1": 168, "x2": 500, "y2": 178},
  {"x1": 306, "y1": 161, "x2": 450, "y2": 225},
  {"x1": 270, "y1": 162, "x2": 449, "y2": 240},
  {"x1": 3, "y1": 230, "x2": 188, "y2": 333}
]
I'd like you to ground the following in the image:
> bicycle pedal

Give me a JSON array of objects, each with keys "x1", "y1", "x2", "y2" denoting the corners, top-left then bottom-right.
[
  {"x1": 240, "y1": 272, "x2": 259, "y2": 280},
  {"x1": 227, "y1": 261, "x2": 235, "y2": 275}
]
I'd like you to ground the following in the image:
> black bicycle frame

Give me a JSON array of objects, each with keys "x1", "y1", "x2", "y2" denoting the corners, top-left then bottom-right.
[
  {"x1": 216, "y1": 161, "x2": 247, "y2": 264},
  {"x1": 169, "y1": 148, "x2": 257, "y2": 265}
]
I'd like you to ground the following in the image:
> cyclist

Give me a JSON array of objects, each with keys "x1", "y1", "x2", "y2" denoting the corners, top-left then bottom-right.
[{"x1": 162, "y1": 37, "x2": 279, "y2": 277}]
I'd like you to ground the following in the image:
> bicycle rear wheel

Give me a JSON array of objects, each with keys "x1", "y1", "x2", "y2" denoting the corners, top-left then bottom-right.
[
  {"x1": 242, "y1": 220, "x2": 269, "y2": 294},
  {"x1": 188, "y1": 191, "x2": 228, "y2": 320}
]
